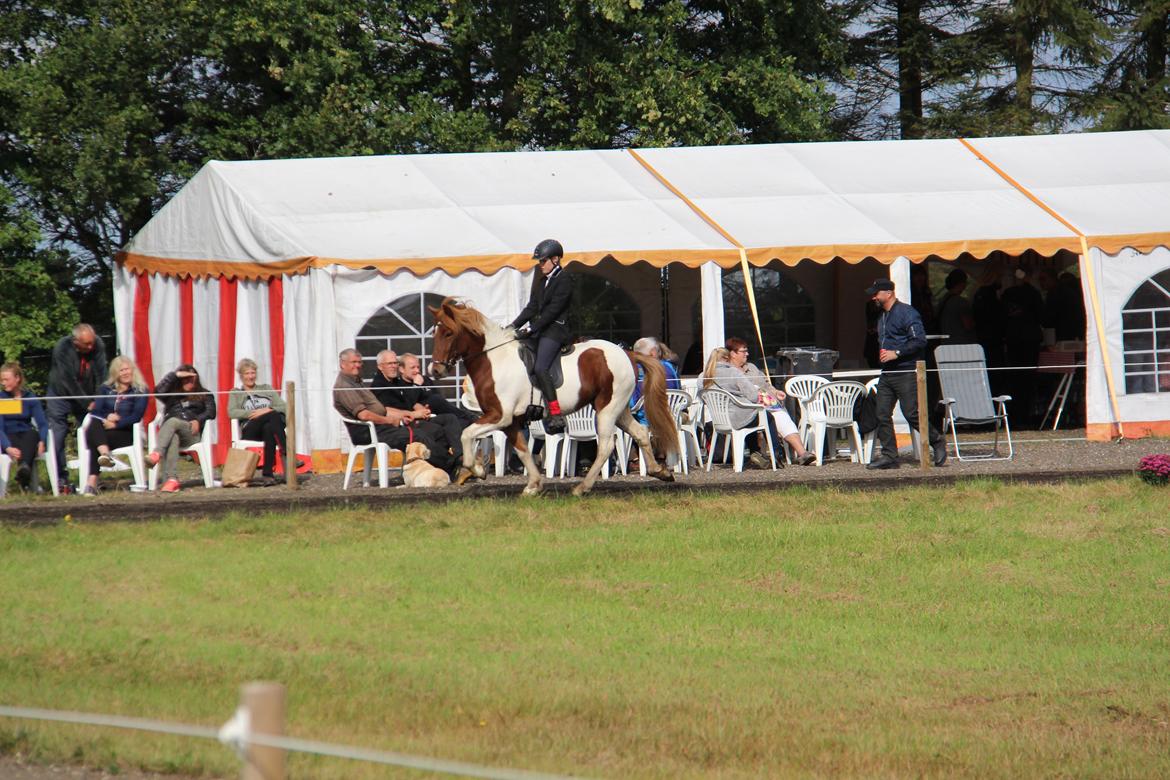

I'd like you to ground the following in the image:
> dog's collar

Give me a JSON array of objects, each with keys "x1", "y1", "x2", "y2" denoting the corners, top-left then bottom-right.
[{"x1": 404, "y1": 456, "x2": 428, "y2": 465}]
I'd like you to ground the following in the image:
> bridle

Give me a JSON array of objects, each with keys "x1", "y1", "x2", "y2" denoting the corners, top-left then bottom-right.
[{"x1": 430, "y1": 332, "x2": 519, "y2": 373}]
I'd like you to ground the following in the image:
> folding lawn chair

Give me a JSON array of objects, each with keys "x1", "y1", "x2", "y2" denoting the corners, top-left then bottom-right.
[{"x1": 935, "y1": 344, "x2": 1013, "y2": 461}]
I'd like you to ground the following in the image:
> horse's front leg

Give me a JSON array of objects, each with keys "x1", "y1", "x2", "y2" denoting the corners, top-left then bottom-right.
[{"x1": 454, "y1": 418, "x2": 504, "y2": 485}]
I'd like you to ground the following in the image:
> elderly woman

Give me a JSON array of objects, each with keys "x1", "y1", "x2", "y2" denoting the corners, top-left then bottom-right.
[
  {"x1": 81, "y1": 356, "x2": 148, "y2": 495},
  {"x1": 705, "y1": 338, "x2": 816, "y2": 467},
  {"x1": 1, "y1": 362, "x2": 50, "y2": 491},
  {"x1": 629, "y1": 336, "x2": 682, "y2": 425},
  {"x1": 150, "y1": 363, "x2": 216, "y2": 493},
  {"x1": 228, "y1": 358, "x2": 289, "y2": 486}
]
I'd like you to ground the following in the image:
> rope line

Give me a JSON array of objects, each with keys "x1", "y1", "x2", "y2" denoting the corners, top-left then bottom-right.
[
  {"x1": 0, "y1": 705, "x2": 580, "y2": 780},
  {"x1": 12, "y1": 363, "x2": 1093, "y2": 403}
]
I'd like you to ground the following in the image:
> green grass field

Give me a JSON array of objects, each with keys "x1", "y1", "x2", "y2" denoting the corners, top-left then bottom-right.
[{"x1": 1, "y1": 479, "x2": 1168, "y2": 778}]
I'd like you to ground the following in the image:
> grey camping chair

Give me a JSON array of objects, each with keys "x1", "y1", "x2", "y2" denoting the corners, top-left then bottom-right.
[{"x1": 935, "y1": 344, "x2": 1014, "y2": 461}]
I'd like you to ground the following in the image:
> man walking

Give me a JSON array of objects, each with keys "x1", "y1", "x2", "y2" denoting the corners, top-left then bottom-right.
[
  {"x1": 865, "y1": 279, "x2": 947, "y2": 470},
  {"x1": 47, "y1": 323, "x2": 108, "y2": 493}
]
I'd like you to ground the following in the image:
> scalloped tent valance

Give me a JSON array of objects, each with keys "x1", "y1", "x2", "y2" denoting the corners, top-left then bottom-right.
[{"x1": 118, "y1": 130, "x2": 1170, "y2": 280}]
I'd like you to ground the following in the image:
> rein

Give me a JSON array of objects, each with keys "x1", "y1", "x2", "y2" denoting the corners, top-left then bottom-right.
[{"x1": 434, "y1": 336, "x2": 519, "y2": 371}]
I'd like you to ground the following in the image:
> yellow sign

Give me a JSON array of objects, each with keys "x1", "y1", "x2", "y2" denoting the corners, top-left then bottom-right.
[{"x1": 0, "y1": 398, "x2": 21, "y2": 415}]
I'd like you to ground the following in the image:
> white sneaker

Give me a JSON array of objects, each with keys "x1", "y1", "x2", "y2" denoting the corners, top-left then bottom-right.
[{"x1": 98, "y1": 454, "x2": 116, "y2": 468}]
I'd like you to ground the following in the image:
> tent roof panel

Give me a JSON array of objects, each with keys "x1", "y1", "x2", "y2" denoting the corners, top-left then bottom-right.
[{"x1": 119, "y1": 130, "x2": 1170, "y2": 279}]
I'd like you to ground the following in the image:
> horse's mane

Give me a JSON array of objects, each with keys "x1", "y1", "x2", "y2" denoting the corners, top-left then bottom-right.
[{"x1": 439, "y1": 297, "x2": 511, "y2": 347}]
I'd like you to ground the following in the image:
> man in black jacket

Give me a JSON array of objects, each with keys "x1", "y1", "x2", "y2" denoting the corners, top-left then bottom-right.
[
  {"x1": 47, "y1": 324, "x2": 107, "y2": 493},
  {"x1": 509, "y1": 239, "x2": 574, "y2": 433},
  {"x1": 865, "y1": 278, "x2": 947, "y2": 470}
]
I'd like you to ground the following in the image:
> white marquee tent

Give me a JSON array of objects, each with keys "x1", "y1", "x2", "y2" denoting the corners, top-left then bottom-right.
[{"x1": 114, "y1": 130, "x2": 1170, "y2": 469}]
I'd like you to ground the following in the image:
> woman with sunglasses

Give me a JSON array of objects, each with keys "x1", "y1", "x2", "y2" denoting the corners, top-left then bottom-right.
[{"x1": 150, "y1": 363, "x2": 216, "y2": 492}]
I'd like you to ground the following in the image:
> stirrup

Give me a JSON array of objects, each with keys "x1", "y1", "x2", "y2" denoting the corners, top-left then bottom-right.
[{"x1": 544, "y1": 413, "x2": 566, "y2": 433}]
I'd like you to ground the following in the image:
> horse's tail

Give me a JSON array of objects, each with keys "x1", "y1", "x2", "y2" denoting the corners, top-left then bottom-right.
[{"x1": 629, "y1": 353, "x2": 680, "y2": 458}]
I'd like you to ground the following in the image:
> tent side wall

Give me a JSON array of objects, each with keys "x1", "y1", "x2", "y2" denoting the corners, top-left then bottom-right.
[
  {"x1": 1083, "y1": 246, "x2": 1170, "y2": 440},
  {"x1": 113, "y1": 263, "x2": 535, "y2": 473}
]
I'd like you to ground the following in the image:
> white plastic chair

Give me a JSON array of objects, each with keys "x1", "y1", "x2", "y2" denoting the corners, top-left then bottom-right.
[
  {"x1": 0, "y1": 429, "x2": 58, "y2": 497},
  {"x1": 459, "y1": 395, "x2": 507, "y2": 478},
  {"x1": 75, "y1": 415, "x2": 146, "y2": 491},
  {"x1": 560, "y1": 405, "x2": 622, "y2": 478},
  {"x1": 339, "y1": 417, "x2": 402, "y2": 489},
  {"x1": 230, "y1": 417, "x2": 266, "y2": 452},
  {"x1": 784, "y1": 375, "x2": 829, "y2": 450},
  {"x1": 528, "y1": 419, "x2": 565, "y2": 479},
  {"x1": 860, "y1": 377, "x2": 920, "y2": 464},
  {"x1": 699, "y1": 388, "x2": 775, "y2": 473},
  {"x1": 668, "y1": 389, "x2": 703, "y2": 474},
  {"x1": 148, "y1": 416, "x2": 216, "y2": 490},
  {"x1": 807, "y1": 381, "x2": 867, "y2": 466}
]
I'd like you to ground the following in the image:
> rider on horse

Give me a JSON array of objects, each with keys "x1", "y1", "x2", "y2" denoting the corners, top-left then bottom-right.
[{"x1": 509, "y1": 238, "x2": 574, "y2": 433}]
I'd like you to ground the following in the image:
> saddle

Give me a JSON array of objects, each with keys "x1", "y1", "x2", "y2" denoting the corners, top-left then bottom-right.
[{"x1": 517, "y1": 340, "x2": 576, "y2": 389}]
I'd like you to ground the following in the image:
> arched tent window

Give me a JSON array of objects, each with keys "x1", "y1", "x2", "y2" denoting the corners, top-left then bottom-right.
[
  {"x1": 719, "y1": 266, "x2": 816, "y2": 357},
  {"x1": 1122, "y1": 268, "x2": 1170, "y2": 394},
  {"x1": 356, "y1": 293, "x2": 448, "y2": 382},
  {"x1": 569, "y1": 273, "x2": 641, "y2": 347}
]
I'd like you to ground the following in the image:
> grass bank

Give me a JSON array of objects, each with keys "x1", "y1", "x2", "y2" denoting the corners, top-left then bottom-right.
[{"x1": 1, "y1": 479, "x2": 1168, "y2": 778}]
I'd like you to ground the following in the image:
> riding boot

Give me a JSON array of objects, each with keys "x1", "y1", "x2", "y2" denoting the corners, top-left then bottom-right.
[{"x1": 537, "y1": 372, "x2": 566, "y2": 433}]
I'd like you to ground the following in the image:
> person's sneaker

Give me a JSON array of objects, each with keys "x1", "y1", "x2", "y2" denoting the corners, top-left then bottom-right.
[
  {"x1": 259, "y1": 475, "x2": 276, "y2": 487},
  {"x1": 98, "y1": 454, "x2": 116, "y2": 469},
  {"x1": 797, "y1": 452, "x2": 817, "y2": 466},
  {"x1": 15, "y1": 464, "x2": 31, "y2": 488},
  {"x1": 866, "y1": 456, "x2": 900, "y2": 470},
  {"x1": 82, "y1": 485, "x2": 99, "y2": 496},
  {"x1": 747, "y1": 451, "x2": 769, "y2": 470},
  {"x1": 58, "y1": 482, "x2": 75, "y2": 495},
  {"x1": 160, "y1": 478, "x2": 181, "y2": 493},
  {"x1": 932, "y1": 440, "x2": 948, "y2": 467},
  {"x1": 148, "y1": 451, "x2": 161, "y2": 467}
]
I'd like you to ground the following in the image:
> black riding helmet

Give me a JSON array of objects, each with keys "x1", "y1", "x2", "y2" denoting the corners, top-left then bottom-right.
[{"x1": 532, "y1": 238, "x2": 563, "y2": 262}]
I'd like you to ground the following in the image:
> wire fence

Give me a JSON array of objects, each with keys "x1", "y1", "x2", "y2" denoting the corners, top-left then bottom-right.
[
  {"x1": 0, "y1": 703, "x2": 580, "y2": 780},
  {"x1": 7, "y1": 358, "x2": 1091, "y2": 405}
]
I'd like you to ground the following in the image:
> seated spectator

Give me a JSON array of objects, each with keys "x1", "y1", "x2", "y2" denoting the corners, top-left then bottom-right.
[
  {"x1": 400, "y1": 353, "x2": 476, "y2": 423},
  {"x1": 80, "y1": 356, "x2": 148, "y2": 495},
  {"x1": 149, "y1": 364, "x2": 216, "y2": 493},
  {"x1": 374, "y1": 351, "x2": 469, "y2": 463},
  {"x1": 332, "y1": 348, "x2": 455, "y2": 474},
  {"x1": 705, "y1": 339, "x2": 816, "y2": 467},
  {"x1": 630, "y1": 337, "x2": 682, "y2": 425},
  {"x1": 229, "y1": 358, "x2": 292, "y2": 487},
  {"x1": 1, "y1": 362, "x2": 50, "y2": 492}
]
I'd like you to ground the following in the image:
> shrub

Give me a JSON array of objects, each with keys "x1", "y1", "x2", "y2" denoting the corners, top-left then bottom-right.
[{"x1": 1137, "y1": 454, "x2": 1170, "y2": 486}]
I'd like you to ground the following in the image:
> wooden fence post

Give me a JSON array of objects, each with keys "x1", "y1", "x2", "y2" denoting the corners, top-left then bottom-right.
[
  {"x1": 241, "y1": 681, "x2": 286, "y2": 780},
  {"x1": 916, "y1": 361, "x2": 930, "y2": 471},
  {"x1": 284, "y1": 381, "x2": 297, "y2": 490}
]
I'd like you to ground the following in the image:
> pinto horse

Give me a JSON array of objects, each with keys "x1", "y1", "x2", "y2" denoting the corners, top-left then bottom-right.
[{"x1": 427, "y1": 298, "x2": 678, "y2": 496}]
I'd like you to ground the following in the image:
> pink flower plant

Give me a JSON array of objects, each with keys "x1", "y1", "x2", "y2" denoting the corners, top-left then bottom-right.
[{"x1": 1137, "y1": 454, "x2": 1170, "y2": 486}]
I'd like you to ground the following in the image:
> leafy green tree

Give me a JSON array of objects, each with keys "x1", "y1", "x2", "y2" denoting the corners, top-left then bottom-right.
[
  {"x1": 0, "y1": 184, "x2": 78, "y2": 381},
  {"x1": 1089, "y1": 1, "x2": 1170, "y2": 130},
  {"x1": 929, "y1": 0, "x2": 1110, "y2": 136}
]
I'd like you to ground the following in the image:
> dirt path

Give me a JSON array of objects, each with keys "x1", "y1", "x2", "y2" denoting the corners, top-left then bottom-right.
[{"x1": 1, "y1": 431, "x2": 1164, "y2": 526}]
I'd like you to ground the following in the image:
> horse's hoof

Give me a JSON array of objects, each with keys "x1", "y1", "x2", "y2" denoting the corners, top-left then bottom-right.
[
  {"x1": 522, "y1": 484, "x2": 543, "y2": 496},
  {"x1": 571, "y1": 483, "x2": 590, "y2": 497},
  {"x1": 650, "y1": 467, "x2": 674, "y2": 483},
  {"x1": 454, "y1": 467, "x2": 476, "y2": 486}
]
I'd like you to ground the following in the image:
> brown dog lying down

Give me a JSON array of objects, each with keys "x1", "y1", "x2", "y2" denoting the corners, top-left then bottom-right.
[{"x1": 401, "y1": 441, "x2": 451, "y2": 488}]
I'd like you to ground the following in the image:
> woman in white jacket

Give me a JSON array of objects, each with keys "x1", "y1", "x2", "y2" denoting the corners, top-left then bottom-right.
[{"x1": 703, "y1": 339, "x2": 816, "y2": 467}]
